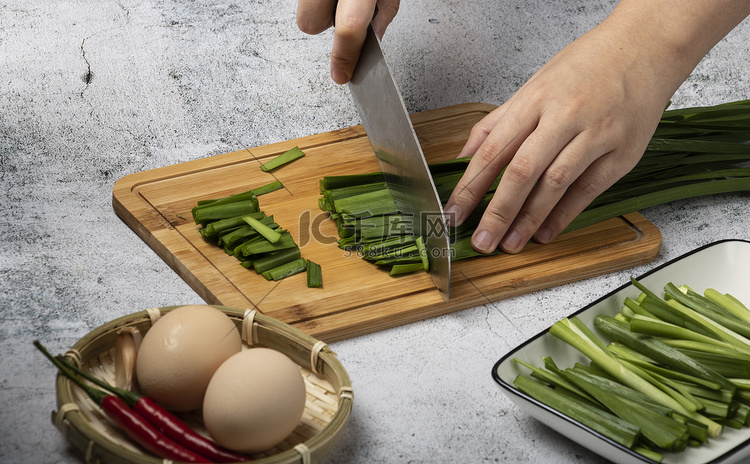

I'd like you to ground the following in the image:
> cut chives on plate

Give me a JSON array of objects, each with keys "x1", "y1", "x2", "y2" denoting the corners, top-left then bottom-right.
[{"x1": 515, "y1": 280, "x2": 750, "y2": 461}]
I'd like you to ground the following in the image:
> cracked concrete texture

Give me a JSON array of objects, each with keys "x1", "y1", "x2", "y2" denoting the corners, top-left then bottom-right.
[{"x1": 2, "y1": 1, "x2": 750, "y2": 463}]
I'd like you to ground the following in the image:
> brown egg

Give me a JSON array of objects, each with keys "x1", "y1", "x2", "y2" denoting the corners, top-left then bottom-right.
[
  {"x1": 203, "y1": 348, "x2": 307, "y2": 453},
  {"x1": 136, "y1": 305, "x2": 242, "y2": 411}
]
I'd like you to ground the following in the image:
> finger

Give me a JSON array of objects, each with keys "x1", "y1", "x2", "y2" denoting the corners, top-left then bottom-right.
[
  {"x1": 443, "y1": 104, "x2": 525, "y2": 226},
  {"x1": 498, "y1": 131, "x2": 608, "y2": 253},
  {"x1": 372, "y1": 0, "x2": 401, "y2": 38},
  {"x1": 470, "y1": 123, "x2": 577, "y2": 254},
  {"x1": 456, "y1": 101, "x2": 512, "y2": 159},
  {"x1": 444, "y1": 116, "x2": 530, "y2": 227},
  {"x1": 331, "y1": 0, "x2": 378, "y2": 84},
  {"x1": 534, "y1": 149, "x2": 640, "y2": 244},
  {"x1": 297, "y1": 0, "x2": 337, "y2": 34}
]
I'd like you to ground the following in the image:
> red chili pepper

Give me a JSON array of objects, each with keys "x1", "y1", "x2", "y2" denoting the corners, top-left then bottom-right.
[
  {"x1": 45, "y1": 347, "x2": 253, "y2": 462},
  {"x1": 35, "y1": 341, "x2": 214, "y2": 463},
  {"x1": 102, "y1": 396, "x2": 211, "y2": 463},
  {"x1": 134, "y1": 397, "x2": 251, "y2": 463}
]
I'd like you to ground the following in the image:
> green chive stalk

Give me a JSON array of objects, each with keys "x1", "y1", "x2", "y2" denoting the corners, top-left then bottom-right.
[
  {"x1": 260, "y1": 146, "x2": 305, "y2": 172},
  {"x1": 243, "y1": 216, "x2": 282, "y2": 244},
  {"x1": 704, "y1": 289, "x2": 750, "y2": 323},
  {"x1": 550, "y1": 318, "x2": 692, "y2": 415},
  {"x1": 252, "y1": 247, "x2": 301, "y2": 274},
  {"x1": 513, "y1": 374, "x2": 641, "y2": 449},
  {"x1": 306, "y1": 260, "x2": 323, "y2": 288},
  {"x1": 260, "y1": 258, "x2": 307, "y2": 281}
]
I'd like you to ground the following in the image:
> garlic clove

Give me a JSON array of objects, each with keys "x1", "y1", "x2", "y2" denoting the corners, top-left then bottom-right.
[{"x1": 114, "y1": 326, "x2": 142, "y2": 391}]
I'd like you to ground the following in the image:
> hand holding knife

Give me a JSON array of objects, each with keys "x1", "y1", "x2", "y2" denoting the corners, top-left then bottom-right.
[{"x1": 298, "y1": 0, "x2": 451, "y2": 301}]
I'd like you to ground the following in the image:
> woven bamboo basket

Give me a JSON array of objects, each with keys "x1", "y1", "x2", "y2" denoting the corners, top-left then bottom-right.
[{"x1": 51, "y1": 305, "x2": 353, "y2": 464}]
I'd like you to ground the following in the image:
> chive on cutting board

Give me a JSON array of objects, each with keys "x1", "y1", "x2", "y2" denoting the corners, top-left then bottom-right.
[{"x1": 112, "y1": 103, "x2": 661, "y2": 342}]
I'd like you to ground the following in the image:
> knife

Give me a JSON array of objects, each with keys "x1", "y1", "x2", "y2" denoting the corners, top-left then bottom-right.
[{"x1": 345, "y1": 19, "x2": 451, "y2": 301}]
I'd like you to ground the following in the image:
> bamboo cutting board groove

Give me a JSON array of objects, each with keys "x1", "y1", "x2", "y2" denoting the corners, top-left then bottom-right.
[{"x1": 113, "y1": 103, "x2": 661, "y2": 342}]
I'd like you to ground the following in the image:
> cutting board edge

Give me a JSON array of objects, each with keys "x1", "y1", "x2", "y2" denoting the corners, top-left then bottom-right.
[
  {"x1": 111, "y1": 189, "x2": 256, "y2": 308},
  {"x1": 290, "y1": 213, "x2": 662, "y2": 342}
]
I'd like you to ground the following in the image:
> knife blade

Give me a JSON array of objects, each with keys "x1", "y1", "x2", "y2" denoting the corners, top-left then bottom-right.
[{"x1": 347, "y1": 23, "x2": 451, "y2": 301}]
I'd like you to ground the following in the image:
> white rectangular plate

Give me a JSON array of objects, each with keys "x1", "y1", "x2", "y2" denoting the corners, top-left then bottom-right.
[{"x1": 493, "y1": 239, "x2": 750, "y2": 464}]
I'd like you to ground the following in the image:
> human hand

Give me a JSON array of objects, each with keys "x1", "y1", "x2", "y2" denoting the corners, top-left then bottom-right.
[
  {"x1": 296, "y1": 0, "x2": 400, "y2": 84},
  {"x1": 443, "y1": 18, "x2": 685, "y2": 255}
]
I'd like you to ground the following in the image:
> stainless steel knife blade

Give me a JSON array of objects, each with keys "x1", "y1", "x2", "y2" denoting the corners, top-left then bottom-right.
[{"x1": 347, "y1": 23, "x2": 451, "y2": 301}]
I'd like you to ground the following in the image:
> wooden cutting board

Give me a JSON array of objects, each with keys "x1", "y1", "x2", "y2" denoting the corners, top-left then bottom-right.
[{"x1": 113, "y1": 102, "x2": 661, "y2": 342}]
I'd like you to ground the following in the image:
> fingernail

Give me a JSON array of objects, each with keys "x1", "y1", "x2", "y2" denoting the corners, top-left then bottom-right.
[
  {"x1": 501, "y1": 230, "x2": 522, "y2": 253},
  {"x1": 444, "y1": 203, "x2": 463, "y2": 226},
  {"x1": 472, "y1": 229, "x2": 496, "y2": 253},
  {"x1": 331, "y1": 69, "x2": 349, "y2": 84},
  {"x1": 535, "y1": 227, "x2": 553, "y2": 244}
]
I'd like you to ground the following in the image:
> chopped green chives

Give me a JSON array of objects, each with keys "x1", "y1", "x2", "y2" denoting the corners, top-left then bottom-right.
[
  {"x1": 195, "y1": 181, "x2": 317, "y2": 285},
  {"x1": 191, "y1": 199, "x2": 259, "y2": 224},
  {"x1": 195, "y1": 190, "x2": 259, "y2": 207},
  {"x1": 235, "y1": 231, "x2": 297, "y2": 258},
  {"x1": 389, "y1": 262, "x2": 425, "y2": 276},
  {"x1": 252, "y1": 247, "x2": 301, "y2": 274},
  {"x1": 243, "y1": 215, "x2": 282, "y2": 243},
  {"x1": 251, "y1": 180, "x2": 284, "y2": 196},
  {"x1": 516, "y1": 280, "x2": 750, "y2": 459},
  {"x1": 513, "y1": 374, "x2": 640, "y2": 449},
  {"x1": 218, "y1": 216, "x2": 277, "y2": 249},
  {"x1": 260, "y1": 258, "x2": 307, "y2": 281},
  {"x1": 200, "y1": 212, "x2": 266, "y2": 239},
  {"x1": 260, "y1": 146, "x2": 305, "y2": 172},
  {"x1": 306, "y1": 260, "x2": 322, "y2": 288}
]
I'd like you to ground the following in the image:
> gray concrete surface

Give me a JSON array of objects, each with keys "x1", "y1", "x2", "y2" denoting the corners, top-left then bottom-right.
[{"x1": 2, "y1": 1, "x2": 749, "y2": 463}]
